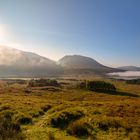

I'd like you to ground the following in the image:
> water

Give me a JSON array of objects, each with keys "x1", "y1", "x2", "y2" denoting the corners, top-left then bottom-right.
[{"x1": 108, "y1": 71, "x2": 140, "y2": 80}]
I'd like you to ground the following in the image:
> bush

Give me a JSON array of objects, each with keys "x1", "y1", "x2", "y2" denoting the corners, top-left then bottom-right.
[
  {"x1": 28, "y1": 79, "x2": 60, "y2": 87},
  {"x1": 41, "y1": 105, "x2": 52, "y2": 112},
  {"x1": 0, "y1": 116, "x2": 25, "y2": 140},
  {"x1": 66, "y1": 116, "x2": 126, "y2": 138},
  {"x1": 78, "y1": 81, "x2": 116, "y2": 92},
  {"x1": 126, "y1": 79, "x2": 140, "y2": 85},
  {"x1": 14, "y1": 113, "x2": 32, "y2": 125},
  {"x1": 48, "y1": 108, "x2": 84, "y2": 129},
  {"x1": 98, "y1": 119, "x2": 121, "y2": 131},
  {"x1": 67, "y1": 119, "x2": 90, "y2": 137},
  {"x1": 29, "y1": 110, "x2": 44, "y2": 118}
]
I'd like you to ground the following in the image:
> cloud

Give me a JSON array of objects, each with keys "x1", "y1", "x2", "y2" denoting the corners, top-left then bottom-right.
[
  {"x1": 108, "y1": 71, "x2": 140, "y2": 77},
  {"x1": 0, "y1": 46, "x2": 22, "y2": 65}
]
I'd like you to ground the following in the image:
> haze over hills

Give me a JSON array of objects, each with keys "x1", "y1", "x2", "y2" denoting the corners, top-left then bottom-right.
[
  {"x1": 118, "y1": 66, "x2": 140, "y2": 71},
  {"x1": 0, "y1": 46, "x2": 124, "y2": 77},
  {"x1": 0, "y1": 46, "x2": 63, "y2": 77}
]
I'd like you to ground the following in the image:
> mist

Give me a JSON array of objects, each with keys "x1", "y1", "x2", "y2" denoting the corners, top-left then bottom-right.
[
  {"x1": 0, "y1": 46, "x2": 22, "y2": 65},
  {"x1": 108, "y1": 71, "x2": 140, "y2": 77}
]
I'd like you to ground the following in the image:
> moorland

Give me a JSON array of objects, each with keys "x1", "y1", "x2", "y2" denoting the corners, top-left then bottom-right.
[{"x1": 0, "y1": 77, "x2": 140, "y2": 140}]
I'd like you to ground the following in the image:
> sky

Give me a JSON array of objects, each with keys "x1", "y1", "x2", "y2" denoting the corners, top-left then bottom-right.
[{"x1": 0, "y1": 0, "x2": 140, "y2": 67}]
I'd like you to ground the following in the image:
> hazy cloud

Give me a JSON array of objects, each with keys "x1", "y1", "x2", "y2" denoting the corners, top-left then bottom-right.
[
  {"x1": 108, "y1": 71, "x2": 140, "y2": 77},
  {"x1": 0, "y1": 46, "x2": 22, "y2": 65}
]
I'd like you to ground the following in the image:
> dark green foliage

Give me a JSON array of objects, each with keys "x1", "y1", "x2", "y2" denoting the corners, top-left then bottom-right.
[
  {"x1": 78, "y1": 81, "x2": 116, "y2": 92},
  {"x1": 49, "y1": 109, "x2": 84, "y2": 129},
  {"x1": 41, "y1": 105, "x2": 52, "y2": 112},
  {"x1": 126, "y1": 79, "x2": 140, "y2": 85},
  {"x1": 0, "y1": 116, "x2": 25, "y2": 140},
  {"x1": 17, "y1": 117, "x2": 32, "y2": 125},
  {"x1": 3, "y1": 79, "x2": 27, "y2": 85},
  {"x1": 28, "y1": 79, "x2": 60, "y2": 87},
  {"x1": 67, "y1": 120, "x2": 90, "y2": 137},
  {"x1": 30, "y1": 110, "x2": 44, "y2": 118},
  {"x1": 14, "y1": 113, "x2": 32, "y2": 125},
  {"x1": 67, "y1": 116, "x2": 123, "y2": 138},
  {"x1": 98, "y1": 119, "x2": 121, "y2": 131}
]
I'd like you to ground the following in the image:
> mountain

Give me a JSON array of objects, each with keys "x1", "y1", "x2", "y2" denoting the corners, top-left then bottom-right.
[
  {"x1": 0, "y1": 46, "x2": 63, "y2": 77},
  {"x1": 0, "y1": 47, "x2": 124, "y2": 77},
  {"x1": 118, "y1": 66, "x2": 140, "y2": 71},
  {"x1": 58, "y1": 55, "x2": 122, "y2": 75}
]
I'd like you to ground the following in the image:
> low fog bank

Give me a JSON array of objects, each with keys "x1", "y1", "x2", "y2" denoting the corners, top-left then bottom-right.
[
  {"x1": 108, "y1": 71, "x2": 140, "y2": 79},
  {"x1": 0, "y1": 46, "x2": 22, "y2": 65}
]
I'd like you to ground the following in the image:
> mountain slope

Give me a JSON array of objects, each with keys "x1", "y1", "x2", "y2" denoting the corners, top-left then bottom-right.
[
  {"x1": 58, "y1": 55, "x2": 122, "y2": 75},
  {"x1": 118, "y1": 66, "x2": 140, "y2": 71},
  {"x1": 0, "y1": 46, "x2": 63, "y2": 77}
]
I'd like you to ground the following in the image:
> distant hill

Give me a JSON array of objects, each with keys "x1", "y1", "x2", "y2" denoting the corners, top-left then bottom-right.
[
  {"x1": 0, "y1": 47, "x2": 124, "y2": 77},
  {"x1": 0, "y1": 46, "x2": 63, "y2": 77},
  {"x1": 58, "y1": 55, "x2": 122, "y2": 75},
  {"x1": 118, "y1": 66, "x2": 140, "y2": 71}
]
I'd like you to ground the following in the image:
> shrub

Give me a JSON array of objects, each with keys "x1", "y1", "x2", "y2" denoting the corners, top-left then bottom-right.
[
  {"x1": 67, "y1": 119, "x2": 90, "y2": 137},
  {"x1": 78, "y1": 81, "x2": 116, "y2": 92},
  {"x1": 14, "y1": 113, "x2": 32, "y2": 125},
  {"x1": 48, "y1": 108, "x2": 84, "y2": 129},
  {"x1": 29, "y1": 110, "x2": 44, "y2": 118},
  {"x1": 41, "y1": 105, "x2": 52, "y2": 112},
  {"x1": 0, "y1": 116, "x2": 25, "y2": 140},
  {"x1": 126, "y1": 79, "x2": 140, "y2": 85},
  {"x1": 89, "y1": 116, "x2": 123, "y2": 135},
  {"x1": 28, "y1": 79, "x2": 60, "y2": 87},
  {"x1": 0, "y1": 110, "x2": 14, "y2": 120},
  {"x1": 67, "y1": 116, "x2": 124, "y2": 138}
]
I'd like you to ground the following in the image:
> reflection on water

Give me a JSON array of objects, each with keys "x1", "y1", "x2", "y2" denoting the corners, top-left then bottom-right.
[{"x1": 108, "y1": 71, "x2": 140, "y2": 80}]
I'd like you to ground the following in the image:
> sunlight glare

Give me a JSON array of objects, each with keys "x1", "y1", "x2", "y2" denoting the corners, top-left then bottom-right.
[{"x1": 0, "y1": 25, "x2": 8, "y2": 43}]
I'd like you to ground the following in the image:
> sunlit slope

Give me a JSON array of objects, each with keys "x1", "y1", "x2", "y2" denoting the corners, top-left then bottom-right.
[{"x1": 58, "y1": 55, "x2": 123, "y2": 75}]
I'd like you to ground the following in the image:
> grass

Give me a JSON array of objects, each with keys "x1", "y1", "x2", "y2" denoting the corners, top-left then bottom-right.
[
  {"x1": 0, "y1": 115, "x2": 25, "y2": 140},
  {"x1": 0, "y1": 78, "x2": 140, "y2": 140}
]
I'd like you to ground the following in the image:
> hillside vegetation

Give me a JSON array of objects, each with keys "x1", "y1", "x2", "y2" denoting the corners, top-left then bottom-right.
[{"x1": 0, "y1": 78, "x2": 140, "y2": 140}]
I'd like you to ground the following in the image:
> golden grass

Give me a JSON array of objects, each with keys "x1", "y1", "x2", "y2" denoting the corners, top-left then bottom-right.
[{"x1": 0, "y1": 79, "x2": 140, "y2": 140}]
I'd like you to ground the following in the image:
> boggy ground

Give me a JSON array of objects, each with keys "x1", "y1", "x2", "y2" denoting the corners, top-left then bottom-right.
[{"x1": 0, "y1": 79, "x2": 140, "y2": 140}]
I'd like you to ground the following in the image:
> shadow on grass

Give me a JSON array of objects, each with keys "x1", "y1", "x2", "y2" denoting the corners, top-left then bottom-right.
[{"x1": 94, "y1": 90, "x2": 139, "y2": 97}]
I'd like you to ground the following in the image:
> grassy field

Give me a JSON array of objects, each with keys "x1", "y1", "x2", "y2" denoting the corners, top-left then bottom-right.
[{"x1": 0, "y1": 78, "x2": 140, "y2": 140}]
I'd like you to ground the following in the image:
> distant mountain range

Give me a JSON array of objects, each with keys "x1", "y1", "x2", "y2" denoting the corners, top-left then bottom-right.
[
  {"x1": 0, "y1": 46, "x2": 125, "y2": 77},
  {"x1": 118, "y1": 66, "x2": 140, "y2": 71}
]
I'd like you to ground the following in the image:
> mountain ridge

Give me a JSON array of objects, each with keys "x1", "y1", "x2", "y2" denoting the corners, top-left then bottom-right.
[
  {"x1": 58, "y1": 55, "x2": 123, "y2": 75},
  {"x1": 0, "y1": 46, "x2": 63, "y2": 77},
  {"x1": 118, "y1": 66, "x2": 140, "y2": 71},
  {"x1": 0, "y1": 46, "x2": 124, "y2": 77}
]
